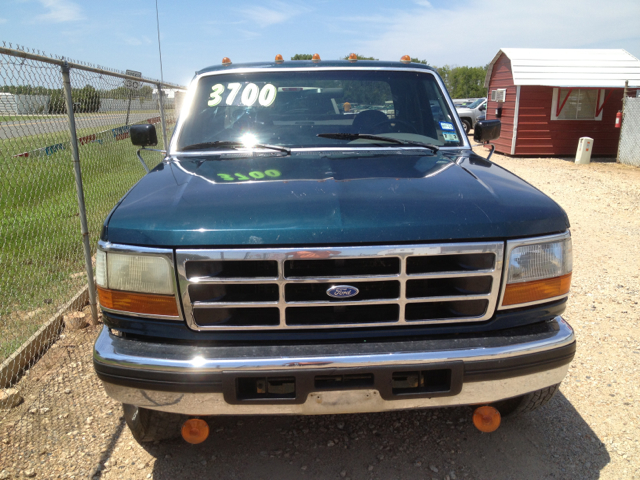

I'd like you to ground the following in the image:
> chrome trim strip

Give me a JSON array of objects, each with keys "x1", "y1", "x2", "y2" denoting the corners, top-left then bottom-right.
[
  {"x1": 405, "y1": 294, "x2": 491, "y2": 303},
  {"x1": 497, "y1": 231, "x2": 571, "y2": 310},
  {"x1": 406, "y1": 270, "x2": 494, "y2": 279},
  {"x1": 97, "y1": 241, "x2": 183, "y2": 321},
  {"x1": 93, "y1": 316, "x2": 574, "y2": 373},
  {"x1": 190, "y1": 276, "x2": 279, "y2": 283},
  {"x1": 169, "y1": 66, "x2": 470, "y2": 155},
  {"x1": 187, "y1": 271, "x2": 495, "y2": 284},
  {"x1": 284, "y1": 298, "x2": 400, "y2": 307},
  {"x1": 193, "y1": 301, "x2": 279, "y2": 308},
  {"x1": 98, "y1": 241, "x2": 172, "y2": 256},
  {"x1": 175, "y1": 242, "x2": 503, "y2": 331},
  {"x1": 101, "y1": 306, "x2": 181, "y2": 321},
  {"x1": 102, "y1": 364, "x2": 570, "y2": 416}
]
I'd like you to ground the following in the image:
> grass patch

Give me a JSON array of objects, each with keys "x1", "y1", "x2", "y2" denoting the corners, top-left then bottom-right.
[{"x1": 0, "y1": 122, "x2": 169, "y2": 361}]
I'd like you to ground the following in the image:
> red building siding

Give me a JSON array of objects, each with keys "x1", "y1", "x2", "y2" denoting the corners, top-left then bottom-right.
[
  {"x1": 486, "y1": 52, "x2": 625, "y2": 157},
  {"x1": 486, "y1": 53, "x2": 516, "y2": 154},
  {"x1": 514, "y1": 86, "x2": 623, "y2": 156}
]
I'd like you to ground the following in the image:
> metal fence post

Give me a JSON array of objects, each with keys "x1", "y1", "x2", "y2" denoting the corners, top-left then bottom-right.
[
  {"x1": 60, "y1": 62, "x2": 99, "y2": 325},
  {"x1": 617, "y1": 80, "x2": 628, "y2": 164},
  {"x1": 157, "y1": 83, "x2": 168, "y2": 151}
]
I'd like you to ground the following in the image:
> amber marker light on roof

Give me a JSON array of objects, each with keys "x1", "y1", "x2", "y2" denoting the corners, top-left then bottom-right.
[
  {"x1": 312, "y1": 53, "x2": 321, "y2": 62},
  {"x1": 275, "y1": 54, "x2": 284, "y2": 64},
  {"x1": 222, "y1": 57, "x2": 232, "y2": 66},
  {"x1": 348, "y1": 53, "x2": 358, "y2": 62},
  {"x1": 181, "y1": 419, "x2": 210, "y2": 444},
  {"x1": 473, "y1": 406, "x2": 501, "y2": 433},
  {"x1": 400, "y1": 55, "x2": 411, "y2": 64}
]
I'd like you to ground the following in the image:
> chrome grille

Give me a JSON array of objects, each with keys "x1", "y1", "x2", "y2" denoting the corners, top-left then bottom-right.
[{"x1": 176, "y1": 243, "x2": 504, "y2": 331}]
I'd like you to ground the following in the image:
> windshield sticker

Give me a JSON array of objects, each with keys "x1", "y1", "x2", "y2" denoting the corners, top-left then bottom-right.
[
  {"x1": 443, "y1": 133, "x2": 459, "y2": 142},
  {"x1": 217, "y1": 170, "x2": 282, "y2": 182},
  {"x1": 208, "y1": 83, "x2": 277, "y2": 108},
  {"x1": 439, "y1": 122, "x2": 455, "y2": 131}
]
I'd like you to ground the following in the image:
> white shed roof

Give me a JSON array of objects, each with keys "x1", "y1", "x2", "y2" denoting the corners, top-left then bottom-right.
[{"x1": 485, "y1": 48, "x2": 640, "y2": 88}]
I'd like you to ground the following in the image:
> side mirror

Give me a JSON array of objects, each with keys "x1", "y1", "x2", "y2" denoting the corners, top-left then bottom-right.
[
  {"x1": 479, "y1": 104, "x2": 486, "y2": 111},
  {"x1": 473, "y1": 119, "x2": 501, "y2": 143},
  {"x1": 130, "y1": 124, "x2": 158, "y2": 147}
]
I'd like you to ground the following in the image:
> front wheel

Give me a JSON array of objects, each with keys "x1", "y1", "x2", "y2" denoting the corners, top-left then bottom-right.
[
  {"x1": 123, "y1": 404, "x2": 188, "y2": 443},
  {"x1": 492, "y1": 384, "x2": 561, "y2": 417},
  {"x1": 460, "y1": 119, "x2": 471, "y2": 135}
]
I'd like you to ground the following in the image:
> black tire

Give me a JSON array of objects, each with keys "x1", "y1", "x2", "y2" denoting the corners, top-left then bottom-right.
[
  {"x1": 460, "y1": 119, "x2": 471, "y2": 134},
  {"x1": 492, "y1": 384, "x2": 560, "y2": 417},
  {"x1": 122, "y1": 404, "x2": 188, "y2": 443}
]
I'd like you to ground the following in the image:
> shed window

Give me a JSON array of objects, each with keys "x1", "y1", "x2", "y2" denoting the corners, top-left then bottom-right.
[{"x1": 551, "y1": 88, "x2": 605, "y2": 121}]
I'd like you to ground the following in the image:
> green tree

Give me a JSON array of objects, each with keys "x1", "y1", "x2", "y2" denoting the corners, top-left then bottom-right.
[
  {"x1": 139, "y1": 85, "x2": 153, "y2": 100},
  {"x1": 291, "y1": 54, "x2": 314, "y2": 60},
  {"x1": 436, "y1": 65, "x2": 487, "y2": 98},
  {"x1": 47, "y1": 84, "x2": 101, "y2": 114},
  {"x1": 343, "y1": 54, "x2": 378, "y2": 60},
  {"x1": 76, "y1": 84, "x2": 101, "y2": 113},
  {"x1": 410, "y1": 58, "x2": 429, "y2": 65},
  {"x1": 49, "y1": 90, "x2": 66, "y2": 114}
]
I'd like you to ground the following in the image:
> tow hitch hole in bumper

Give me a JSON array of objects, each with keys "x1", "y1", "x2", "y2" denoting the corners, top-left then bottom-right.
[
  {"x1": 391, "y1": 369, "x2": 451, "y2": 395},
  {"x1": 315, "y1": 373, "x2": 374, "y2": 390},
  {"x1": 236, "y1": 376, "x2": 296, "y2": 400}
]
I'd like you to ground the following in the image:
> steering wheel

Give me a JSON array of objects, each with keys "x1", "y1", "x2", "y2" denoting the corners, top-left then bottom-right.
[{"x1": 369, "y1": 119, "x2": 418, "y2": 134}]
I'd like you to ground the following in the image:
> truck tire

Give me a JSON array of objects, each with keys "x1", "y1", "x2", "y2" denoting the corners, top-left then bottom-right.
[
  {"x1": 123, "y1": 404, "x2": 187, "y2": 443},
  {"x1": 461, "y1": 119, "x2": 471, "y2": 134},
  {"x1": 492, "y1": 384, "x2": 560, "y2": 417}
]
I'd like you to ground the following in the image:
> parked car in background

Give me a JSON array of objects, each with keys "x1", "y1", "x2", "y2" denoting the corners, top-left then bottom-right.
[
  {"x1": 456, "y1": 97, "x2": 487, "y2": 134},
  {"x1": 452, "y1": 98, "x2": 479, "y2": 108}
]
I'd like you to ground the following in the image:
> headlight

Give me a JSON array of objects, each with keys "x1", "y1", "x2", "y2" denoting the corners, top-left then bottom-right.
[
  {"x1": 95, "y1": 247, "x2": 179, "y2": 318},
  {"x1": 500, "y1": 233, "x2": 572, "y2": 308}
]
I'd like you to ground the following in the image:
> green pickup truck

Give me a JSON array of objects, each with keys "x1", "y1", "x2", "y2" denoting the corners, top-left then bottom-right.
[{"x1": 93, "y1": 58, "x2": 575, "y2": 443}]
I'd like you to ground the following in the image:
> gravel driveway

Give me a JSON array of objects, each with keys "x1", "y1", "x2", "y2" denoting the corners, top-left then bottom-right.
[{"x1": 1, "y1": 149, "x2": 639, "y2": 480}]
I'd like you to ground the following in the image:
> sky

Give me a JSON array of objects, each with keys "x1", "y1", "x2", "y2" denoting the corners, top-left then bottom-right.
[{"x1": 2, "y1": 0, "x2": 640, "y2": 87}]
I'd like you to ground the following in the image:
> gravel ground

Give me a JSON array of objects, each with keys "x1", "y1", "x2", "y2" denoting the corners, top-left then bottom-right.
[{"x1": 1, "y1": 149, "x2": 639, "y2": 479}]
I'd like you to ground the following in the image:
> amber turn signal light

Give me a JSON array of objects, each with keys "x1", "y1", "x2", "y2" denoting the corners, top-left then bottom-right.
[
  {"x1": 348, "y1": 53, "x2": 358, "y2": 62},
  {"x1": 502, "y1": 273, "x2": 572, "y2": 306},
  {"x1": 181, "y1": 418, "x2": 210, "y2": 444},
  {"x1": 312, "y1": 53, "x2": 321, "y2": 62},
  {"x1": 222, "y1": 57, "x2": 232, "y2": 65},
  {"x1": 400, "y1": 55, "x2": 411, "y2": 64},
  {"x1": 275, "y1": 54, "x2": 284, "y2": 63},
  {"x1": 97, "y1": 286, "x2": 179, "y2": 317},
  {"x1": 473, "y1": 406, "x2": 501, "y2": 432}
]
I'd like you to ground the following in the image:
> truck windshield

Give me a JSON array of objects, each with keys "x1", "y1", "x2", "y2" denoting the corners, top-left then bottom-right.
[
  {"x1": 175, "y1": 69, "x2": 463, "y2": 151},
  {"x1": 465, "y1": 98, "x2": 485, "y2": 109}
]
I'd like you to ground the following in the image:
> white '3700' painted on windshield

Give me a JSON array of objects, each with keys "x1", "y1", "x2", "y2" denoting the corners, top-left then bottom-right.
[{"x1": 208, "y1": 83, "x2": 277, "y2": 108}]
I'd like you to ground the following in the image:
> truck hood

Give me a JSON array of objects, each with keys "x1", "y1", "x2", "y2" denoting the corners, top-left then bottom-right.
[
  {"x1": 455, "y1": 107, "x2": 475, "y2": 115},
  {"x1": 104, "y1": 150, "x2": 569, "y2": 247}
]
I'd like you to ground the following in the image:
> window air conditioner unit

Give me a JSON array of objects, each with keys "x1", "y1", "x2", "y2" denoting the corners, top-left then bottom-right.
[{"x1": 495, "y1": 89, "x2": 507, "y2": 103}]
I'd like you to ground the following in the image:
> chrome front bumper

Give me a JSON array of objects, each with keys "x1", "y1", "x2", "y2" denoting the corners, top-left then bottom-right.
[{"x1": 94, "y1": 317, "x2": 575, "y2": 416}]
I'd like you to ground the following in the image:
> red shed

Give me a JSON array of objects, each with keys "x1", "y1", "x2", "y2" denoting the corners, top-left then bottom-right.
[{"x1": 484, "y1": 48, "x2": 640, "y2": 156}]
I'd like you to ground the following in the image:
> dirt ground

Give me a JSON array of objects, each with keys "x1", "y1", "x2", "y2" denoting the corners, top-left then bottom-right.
[{"x1": 1, "y1": 148, "x2": 639, "y2": 479}]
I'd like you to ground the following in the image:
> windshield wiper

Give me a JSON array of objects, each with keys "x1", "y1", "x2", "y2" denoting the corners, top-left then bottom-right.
[
  {"x1": 180, "y1": 141, "x2": 290, "y2": 155},
  {"x1": 316, "y1": 133, "x2": 439, "y2": 153}
]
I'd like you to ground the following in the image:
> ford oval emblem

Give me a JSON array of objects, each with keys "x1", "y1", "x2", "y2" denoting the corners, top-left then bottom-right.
[{"x1": 326, "y1": 285, "x2": 359, "y2": 299}]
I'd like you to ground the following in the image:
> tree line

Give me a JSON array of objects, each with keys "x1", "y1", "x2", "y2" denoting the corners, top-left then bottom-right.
[
  {"x1": 290, "y1": 54, "x2": 487, "y2": 99},
  {"x1": 0, "y1": 84, "x2": 154, "y2": 113}
]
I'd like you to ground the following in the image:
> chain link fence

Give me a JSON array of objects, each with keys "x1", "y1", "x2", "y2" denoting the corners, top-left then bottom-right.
[
  {"x1": 618, "y1": 96, "x2": 640, "y2": 167},
  {"x1": 0, "y1": 42, "x2": 185, "y2": 477}
]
